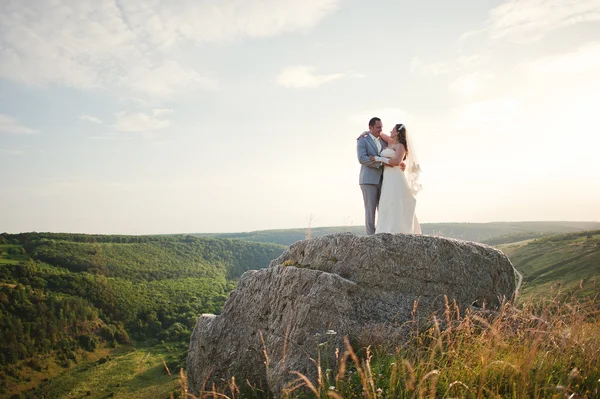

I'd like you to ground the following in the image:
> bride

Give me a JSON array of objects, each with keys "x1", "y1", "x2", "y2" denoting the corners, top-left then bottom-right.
[{"x1": 371, "y1": 123, "x2": 422, "y2": 234}]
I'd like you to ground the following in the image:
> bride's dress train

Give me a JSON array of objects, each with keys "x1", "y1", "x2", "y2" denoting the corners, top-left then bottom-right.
[{"x1": 376, "y1": 148, "x2": 421, "y2": 234}]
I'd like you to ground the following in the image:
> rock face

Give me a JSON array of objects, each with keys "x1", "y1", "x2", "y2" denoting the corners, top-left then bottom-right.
[{"x1": 186, "y1": 233, "x2": 517, "y2": 396}]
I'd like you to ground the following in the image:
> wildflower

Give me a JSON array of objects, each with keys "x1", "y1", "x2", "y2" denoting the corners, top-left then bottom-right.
[{"x1": 326, "y1": 329, "x2": 337, "y2": 335}]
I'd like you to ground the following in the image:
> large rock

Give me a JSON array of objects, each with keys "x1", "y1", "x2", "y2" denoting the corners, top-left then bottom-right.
[{"x1": 186, "y1": 233, "x2": 517, "y2": 396}]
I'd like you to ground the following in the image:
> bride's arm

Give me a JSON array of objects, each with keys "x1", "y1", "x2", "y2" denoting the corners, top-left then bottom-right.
[
  {"x1": 387, "y1": 144, "x2": 406, "y2": 166},
  {"x1": 379, "y1": 132, "x2": 393, "y2": 145}
]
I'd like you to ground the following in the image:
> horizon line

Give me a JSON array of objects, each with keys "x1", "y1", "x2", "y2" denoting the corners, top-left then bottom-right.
[{"x1": 2, "y1": 220, "x2": 599, "y2": 237}]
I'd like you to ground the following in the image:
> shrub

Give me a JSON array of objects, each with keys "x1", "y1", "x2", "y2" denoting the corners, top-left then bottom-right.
[{"x1": 78, "y1": 334, "x2": 99, "y2": 352}]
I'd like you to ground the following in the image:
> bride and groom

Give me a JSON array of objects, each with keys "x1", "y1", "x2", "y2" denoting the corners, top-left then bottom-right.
[{"x1": 357, "y1": 117, "x2": 422, "y2": 235}]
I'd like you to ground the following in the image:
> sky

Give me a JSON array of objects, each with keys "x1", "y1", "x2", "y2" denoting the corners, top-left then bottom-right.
[{"x1": 1, "y1": 0, "x2": 599, "y2": 234}]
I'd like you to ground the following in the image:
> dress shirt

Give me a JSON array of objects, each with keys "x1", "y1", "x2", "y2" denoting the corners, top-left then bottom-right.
[{"x1": 369, "y1": 133, "x2": 382, "y2": 154}]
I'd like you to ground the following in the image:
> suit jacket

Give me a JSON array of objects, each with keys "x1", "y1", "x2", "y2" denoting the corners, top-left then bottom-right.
[{"x1": 357, "y1": 131, "x2": 388, "y2": 185}]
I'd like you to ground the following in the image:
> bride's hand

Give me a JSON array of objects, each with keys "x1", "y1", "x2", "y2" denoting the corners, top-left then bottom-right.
[{"x1": 400, "y1": 161, "x2": 407, "y2": 171}]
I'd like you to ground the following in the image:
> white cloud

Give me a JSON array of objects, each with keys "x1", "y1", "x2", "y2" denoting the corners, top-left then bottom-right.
[
  {"x1": 125, "y1": 61, "x2": 218, "y2": 97},
  {"x1": 83, "y1": 109, "x2": 174, "y2": 136},
  {"x1": 114, "y1": 111, "x2": 171, "y2": 134},
  {"x1": 459, "y1": 28, "x2": 488, "y2": 42},
  {"x1": 410, "y1": 54, "x2": 490, "y2": 77},
  {"x1": 0, "y1": 114, "x2": 38, "y2": 134},
  {"x1": 485, "y1": 0, "x2": 600, "y2": 42},
  {"x1": 277, "y1": 65, "x2": 361, "y2": 88},
  {"x1": 524, "y1": 42, "x2": 600, "y2": 74},
  {"x1": 161, "y1": 0, "x2": 342, "y2": 44},
  {"x1": 450, "y1": 71, "x2": 495, "y2": 95},
  {"x1": 0, "y1": 0, "x2": 341, "y2": 97},
  {"x1": 152, "y1": 108, "x2": 174, "y2": 117},
  {"x1": 80, "y1": 115, "x2": 103, "y2": 124}
]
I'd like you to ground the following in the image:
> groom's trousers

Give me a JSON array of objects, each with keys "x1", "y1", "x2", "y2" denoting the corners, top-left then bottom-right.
[{"x1": 360, "y1": 180, "x2": 382, "y2": 235}]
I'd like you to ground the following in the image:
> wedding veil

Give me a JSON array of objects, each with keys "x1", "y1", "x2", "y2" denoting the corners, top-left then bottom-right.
[{"x1": 401, "y1": 125, "x2": 422, "y2": 196}]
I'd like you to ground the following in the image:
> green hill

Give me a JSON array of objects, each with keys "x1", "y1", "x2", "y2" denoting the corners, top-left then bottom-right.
[
  {"x1": 499, "y1": 230, "x2": 600, "y2": 299},
  {"x1": 199, "y1": 221, "x2": 600, "y2": 246},
  {"x1": 0, "y1": 232, "x2": 285, "y2": 397}
]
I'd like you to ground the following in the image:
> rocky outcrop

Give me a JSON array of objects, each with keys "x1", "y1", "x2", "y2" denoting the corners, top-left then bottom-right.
[{"x1": 187, "y1": 233, "x2": 517, "y2": 396}]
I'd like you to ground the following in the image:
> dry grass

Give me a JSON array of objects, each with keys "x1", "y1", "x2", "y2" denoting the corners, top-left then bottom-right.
[{"x1": 175, "y1": 289, "x2": 600, "y2": 399}]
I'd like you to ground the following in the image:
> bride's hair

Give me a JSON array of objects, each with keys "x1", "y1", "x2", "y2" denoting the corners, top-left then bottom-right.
[{"x1": 395, "y1": 124, "x2": 408, "y2": 160}]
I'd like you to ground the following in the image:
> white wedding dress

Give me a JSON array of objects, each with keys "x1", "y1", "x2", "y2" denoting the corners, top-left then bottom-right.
[{"x1": 376, "y1": 148, "x2": 422, "y2": 234}]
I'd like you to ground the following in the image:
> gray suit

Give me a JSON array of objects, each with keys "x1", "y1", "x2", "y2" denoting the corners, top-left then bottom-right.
[{"x1": 357, "y1": 132, "x2": 388, "y2": 235}]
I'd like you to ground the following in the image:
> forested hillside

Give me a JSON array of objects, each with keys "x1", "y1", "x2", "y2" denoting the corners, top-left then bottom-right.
[{"x1": 0, "y1": 233, "x2": 285, "y2": 396}]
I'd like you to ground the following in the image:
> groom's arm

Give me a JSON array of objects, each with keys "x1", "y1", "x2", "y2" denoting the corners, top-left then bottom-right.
[
  {"x1": 387, "y1": 144, "x2": 406, "y2": 167},
  {"x1": 357, "y1": 138, "x2": 381, "y2": 168}
]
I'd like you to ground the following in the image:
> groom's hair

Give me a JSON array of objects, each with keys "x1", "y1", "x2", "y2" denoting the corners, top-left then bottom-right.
[{"x1": 368, "y1": 117, "x2": 381, "y2": 127}]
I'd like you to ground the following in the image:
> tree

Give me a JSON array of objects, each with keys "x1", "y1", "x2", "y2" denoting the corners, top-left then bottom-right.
[{"x1": 78, "y1": 334, "x2": 98, "y2": 352}]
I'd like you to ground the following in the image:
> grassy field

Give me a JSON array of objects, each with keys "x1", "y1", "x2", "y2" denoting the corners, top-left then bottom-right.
[
  {"x1": 3, "y1": 347, "x2": 114, "y2": 397},
  {"x1": 12, "y1": 342, "x2": 187, "y2": 399},
  {"x1": 499, "y1": 230, "x2": 600, "y2": 299},
  {"x1": 0, "y1": 244, "x2": 27, "y2": 265}
]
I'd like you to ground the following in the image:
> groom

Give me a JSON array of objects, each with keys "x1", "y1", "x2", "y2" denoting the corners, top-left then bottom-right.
[{"x1": 357, "y1": 117, "x2": 388, "y2": 235}]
